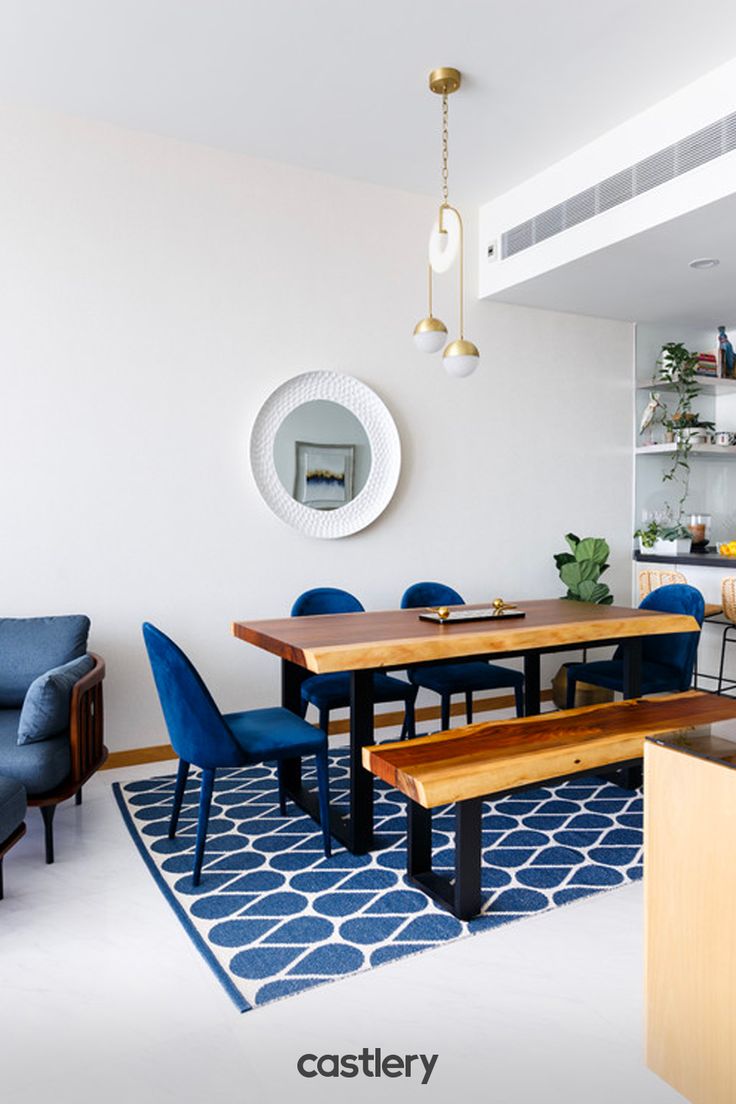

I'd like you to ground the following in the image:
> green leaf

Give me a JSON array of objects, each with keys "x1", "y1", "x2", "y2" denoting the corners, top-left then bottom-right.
[
  {"x1": 577, "y1": 580, "x2": 612, "y2": 603},
  {"x1": 575, "y1": 537, "x2": 610, "y2": 566},
  {"x1": 553, "y1": 552, "x2": 575, "y2": 572},
  {"x1": 561, "y1": 561, "x2": 599, "y2": 590},
  {"x1": 564, "y1": 532, "x2": 580, "y2": 553}
]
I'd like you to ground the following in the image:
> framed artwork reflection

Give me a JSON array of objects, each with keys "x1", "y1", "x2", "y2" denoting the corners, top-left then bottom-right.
[{"x1": 294, "y1": 442, "x2": 355, "y2": 509}]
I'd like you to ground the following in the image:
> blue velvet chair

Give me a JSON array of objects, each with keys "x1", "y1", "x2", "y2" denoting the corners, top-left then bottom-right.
[
  {"x1": 142, "y1": 622, "x2": 332, "y2": 885},
  {"x1": 565, "y1": 584, "x2": 705, "y2": 708},
  {"x1": 291, "y1": 588, "x2": 418, "y2": 740},
  {"x1": 400, "y1": 582, "x2": 525, "y2": 728}
]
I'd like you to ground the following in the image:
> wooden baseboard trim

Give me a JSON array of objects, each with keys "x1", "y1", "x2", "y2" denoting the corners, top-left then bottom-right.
[{"x1": 103, "y1": 689, "x2": 554, "y2": 771}]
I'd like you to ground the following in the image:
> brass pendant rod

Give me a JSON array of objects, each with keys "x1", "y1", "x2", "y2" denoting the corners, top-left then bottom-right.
[
  {"x1": 428, "y1": 263, "x2": 433, "y2": 317},
  {"x1": 443, "y1": 204, "x2": 465, "y2": 339}
]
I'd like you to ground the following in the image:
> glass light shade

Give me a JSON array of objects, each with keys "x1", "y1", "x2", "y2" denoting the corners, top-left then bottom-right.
[
  {"x1": 443, "y1": 338, "x2": 480, "y2": 378},
  {"x1": 428, "y1": 208, "x2": 460, "y2": 273},
  {"x1": 413, "y1": 316, "x2": 447, "y2": 353}
]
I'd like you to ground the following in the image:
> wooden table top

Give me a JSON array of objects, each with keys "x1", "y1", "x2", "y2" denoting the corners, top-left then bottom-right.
[
  {"x1": 362, "y1": 691, "x2": 736, "y2": 807},
  {"x1": 232, "y1": 598, "x2": 699, "y2": 674}
]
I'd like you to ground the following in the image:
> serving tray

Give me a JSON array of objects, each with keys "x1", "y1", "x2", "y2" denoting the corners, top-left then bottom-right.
[{"x1": 419, "y1": 608, "x2": 526, "y2": 624}]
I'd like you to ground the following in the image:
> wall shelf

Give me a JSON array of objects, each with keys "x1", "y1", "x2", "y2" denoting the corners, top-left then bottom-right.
[
  {"x1": 638, "y1": 377, "x2": 736, "y2": 396},
  {"x1": 636, "y1": 443, "x2": 736, "y2": 456}
]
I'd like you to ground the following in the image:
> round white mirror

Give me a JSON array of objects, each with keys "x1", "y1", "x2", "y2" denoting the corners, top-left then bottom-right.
[{"x1": 250, "y1": 372, "x2": 400, "y2": 539}]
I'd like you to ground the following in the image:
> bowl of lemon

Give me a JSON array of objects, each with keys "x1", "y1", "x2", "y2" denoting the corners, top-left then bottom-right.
[{"x1": 719, "y1": 541, "x2": 736, "y2": 556}]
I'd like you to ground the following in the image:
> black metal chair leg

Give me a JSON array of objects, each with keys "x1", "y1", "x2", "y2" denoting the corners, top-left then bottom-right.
[
  {"x1": 718, "y1": 626, "x2": 730, "y2": 693},
  {"x1": 169, "y1": 759, "x2": 190, "y2": 838},
  {"x1": 40, "y1": 805, "x2": 56, "y2": 864},
  {"x1": 404, "y1": 693, "x2": 417, "y2": 740},
  {"x1": 465, "y1": 691, "x2": 473, "y2": 724},
  {"x1": 514, "y1": 683, "x2": 524, "y2": 718},
  {"x1": 75, "y1": 788, "x2": 82, "y2": 806},
  {"x1": 192, "y1": 768, "x2": 215, "y2": 886}
]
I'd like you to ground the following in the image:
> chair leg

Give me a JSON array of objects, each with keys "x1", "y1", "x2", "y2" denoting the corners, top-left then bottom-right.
[
  {"x1": 169, "y1": 759, "x2": 190, "y2": 839},
  {"x1": 718, "y1": 626, "x2": 731, "y2": 694},
  {"x1": 277, "y1": 760, "x2": 288, "y2": 815},
  {"x1": 465, "y1": 691, "x2": 473, "y2": 724},
  {"x1": 318, "y1": 707, "x2": 330, "y2": 735},
  {"x1": 316, "y1": 744, "x2": 332, "y2": 858},
  {"x1": 514, "y1": 683, "x2": 524, "y2": 718},
  {"x1": 75, "y1": 788, "x2": 82, "y2": 806},
  {"x1": 40, "y1": 805, "x2": 56, "y2": 864},
  {"x1": 297, "y1": 696, "x2": 308, "y2": 720},
  {"x1": 441, "y1": 694, "x2": 451, "y2": 731},
  {"x1": 566, "y1": 675, "x2": 577, "y2": 710},
  {"x1": 192, "y1": 768, "x2": 215, "y2": 887},
  {"x1": 0, "y1": 857, "x2": 3, "y2": 900}
]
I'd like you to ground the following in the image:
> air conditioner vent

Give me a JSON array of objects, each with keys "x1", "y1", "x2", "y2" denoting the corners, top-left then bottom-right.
[{"x1": 501, "y1": 109, "x2": 736, "y2": 259}]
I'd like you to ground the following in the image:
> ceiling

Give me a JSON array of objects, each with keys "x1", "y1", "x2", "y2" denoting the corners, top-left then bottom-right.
[
  {"x1": 2, "y1": 0, "x2": 736, "y2": 204},
  {"x1": 486, "y1": 192, "x2": 736, "y2": 325}
]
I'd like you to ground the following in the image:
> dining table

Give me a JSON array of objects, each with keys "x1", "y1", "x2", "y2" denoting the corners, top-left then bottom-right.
[{"x1": 232, "y1": 598, "x2": 700, "y2": 854}]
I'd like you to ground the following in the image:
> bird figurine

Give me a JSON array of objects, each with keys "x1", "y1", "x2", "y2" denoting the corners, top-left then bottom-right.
[
  {"x1": 427, "y1": 606, "x2": 450, "y2": 620},
  {"x1": 639, "y1": 391, "x2": 665, "y2": 439},
  {"x1": 491, "y1": 598, "x2": 517, "y2": 616}
]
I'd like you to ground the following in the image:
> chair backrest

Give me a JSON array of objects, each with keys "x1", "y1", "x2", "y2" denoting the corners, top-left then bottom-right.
[
  {"x1": 638, "y1": 569, "x2": 687, "y2": 602},
  {"x1": 142, "y1": 622, "x2": 241, "y2": 769},
  {"x1": 722, "y1": 577, "x2": 736, "y2": 623},
  {"x1": 631, "y1": 584, "x2": 704, "y2": 689},
  {"x1": 0, "y1": 615, "x2": 90, "y2": 708},
  {"x1": 401, "y1": 581, "x2": 465, "y2": 609},
  {"x1": 291, "y1": 587, "x2": 365, "y2": 617}
]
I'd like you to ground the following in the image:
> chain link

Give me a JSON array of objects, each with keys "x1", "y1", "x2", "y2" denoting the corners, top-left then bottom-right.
[{"x1": 441, "y1": 93, "x2": 449, "y2": 203}]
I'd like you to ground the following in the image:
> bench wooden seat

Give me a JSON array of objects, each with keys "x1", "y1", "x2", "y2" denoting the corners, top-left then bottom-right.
[{"x1": 362, "y1": 691, "x2": 736, "y2": 920}]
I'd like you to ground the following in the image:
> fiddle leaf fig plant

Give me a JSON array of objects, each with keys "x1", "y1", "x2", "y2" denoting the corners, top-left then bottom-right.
[{"x1": 554, "y1": 533, "x2": 613, "y2": 605}]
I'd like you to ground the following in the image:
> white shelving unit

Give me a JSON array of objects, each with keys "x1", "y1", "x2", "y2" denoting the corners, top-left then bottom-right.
[{"x1": 637, "y1": 377, "x2": 736, "y2": 397}]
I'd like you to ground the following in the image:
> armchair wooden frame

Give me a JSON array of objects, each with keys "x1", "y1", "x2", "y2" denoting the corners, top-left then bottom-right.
[{"x1": 28, "y1": 653, "x2": 107, "y2": 863}]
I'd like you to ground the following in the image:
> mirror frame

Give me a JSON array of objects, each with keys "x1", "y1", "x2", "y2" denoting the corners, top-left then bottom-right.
[{"x1": 250, "y1": 371, "x2": 401, "y2": 539}]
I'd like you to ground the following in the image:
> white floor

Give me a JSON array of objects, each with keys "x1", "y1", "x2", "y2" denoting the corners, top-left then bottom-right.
[{"x1": 0, "y1": 762, "x2": 685, "y2": 1104}]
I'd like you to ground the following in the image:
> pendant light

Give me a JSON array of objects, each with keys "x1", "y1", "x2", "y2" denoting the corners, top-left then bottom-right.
[{"x1": 412, "y1": 67, "x2": 480, "y2": 377}]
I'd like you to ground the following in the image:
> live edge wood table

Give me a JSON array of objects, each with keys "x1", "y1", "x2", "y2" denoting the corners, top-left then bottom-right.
[
  {"x1": 364, "y1": 691, "x2": 736, "y2": 920},
  {"x1": 232, "y1": 599, "x2": 699, "y2": 855}
]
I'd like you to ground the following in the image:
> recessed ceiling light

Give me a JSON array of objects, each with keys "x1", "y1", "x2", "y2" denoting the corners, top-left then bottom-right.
[{"x1": 689, "y1": 257, "x2": 720, "y2": 269}]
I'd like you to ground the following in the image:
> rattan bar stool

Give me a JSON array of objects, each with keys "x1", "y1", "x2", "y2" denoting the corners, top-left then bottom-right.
[{"x1": 716, "y1": 577, "x2": 736, "y2": 695}]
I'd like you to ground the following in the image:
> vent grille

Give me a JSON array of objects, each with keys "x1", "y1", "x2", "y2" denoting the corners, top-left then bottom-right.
[{"x1": 501, "y1": 109, "x2": 736, "y2": 259}]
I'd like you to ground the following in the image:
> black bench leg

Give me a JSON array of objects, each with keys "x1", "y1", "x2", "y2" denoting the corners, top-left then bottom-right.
[
  {"x1": 407, "y1": 798, "x2": 432, "y2": 878},
  {"x1": 41, "y1": 805, "x2": 56, "y2": 864},
  {"x1": 454, "y1": 798, "x2": 483, "y2": 920}
]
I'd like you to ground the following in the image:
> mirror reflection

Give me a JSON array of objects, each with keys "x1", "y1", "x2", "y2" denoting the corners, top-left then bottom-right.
[{"x1": 273, "y1": 400, "x2": 372, "y2": 510}]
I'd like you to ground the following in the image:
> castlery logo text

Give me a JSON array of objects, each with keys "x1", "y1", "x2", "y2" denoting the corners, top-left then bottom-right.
[{"x1": 297, "y1": 1049, "x2": 438, "y2": 1085}]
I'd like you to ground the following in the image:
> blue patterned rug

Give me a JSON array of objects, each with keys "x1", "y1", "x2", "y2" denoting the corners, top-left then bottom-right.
[{"x1": 113, "y1": 751, "x2": 643, "y2": 1012}]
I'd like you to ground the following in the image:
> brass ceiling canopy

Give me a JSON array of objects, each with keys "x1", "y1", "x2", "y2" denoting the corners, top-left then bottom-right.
[{"x1": 428, "y1": 67, "x2": 461, "y2": 95}]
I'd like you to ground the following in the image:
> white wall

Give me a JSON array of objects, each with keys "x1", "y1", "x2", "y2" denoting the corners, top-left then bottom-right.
[{"x1": 0, "y1": 105, "x2": 634, "y2": 751}]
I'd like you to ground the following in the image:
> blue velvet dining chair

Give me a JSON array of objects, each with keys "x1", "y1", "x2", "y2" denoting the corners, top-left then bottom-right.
[
  {"x1": 291, "y1": 588, "x2": 418, "y2": 740},
  {"x1": 565, "y1": 584, "x2": 705, "y2": 708},
  {"x1": 142, "y1": 622, "x2": 332, "y2": 885},
  {"x1": 400, "y1": 581, "x2": 525, "y2": 728}
]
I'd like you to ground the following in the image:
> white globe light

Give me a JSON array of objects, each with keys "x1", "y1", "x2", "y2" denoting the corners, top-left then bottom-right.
[
  {"x1": 412, "y1": 316, "x2": 447, "y2": 354},
  {"x1": 443, "y1": 338, "x2": 480, "y2": 378},
  {"x1": 428, "y1": 208, "x2": 460, "y2": 273}
]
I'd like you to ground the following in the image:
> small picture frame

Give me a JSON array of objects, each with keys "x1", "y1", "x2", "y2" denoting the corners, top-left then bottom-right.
[{"x1": 294, "y1": 442, "x2": 355, "y2": 509}]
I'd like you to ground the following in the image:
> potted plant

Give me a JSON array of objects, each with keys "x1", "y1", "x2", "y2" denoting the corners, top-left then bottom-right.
[
  {"x1": 634, "y1": 518, "x2": 692, "y2": 556},
  {"x1": 655, "y1": 343, "x2": 714, "y2": 516},
  {"x1": 551, "y1": 533, "x2": 615, "y2": 708}
]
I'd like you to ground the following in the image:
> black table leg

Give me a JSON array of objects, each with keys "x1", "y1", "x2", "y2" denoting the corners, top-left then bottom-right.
[
  {"x1": 623, "y1": 637, "x2": 643, "y2": 699},
  {"x1": 524, "y1": 652, "x2": 541, "y2": 716},
  {"x1": 454, "y1": 798, "x2": 483, "y2": 920},
  {"x1": 280, "y1": 659, "x2": 306, "y2": 792},
  {"x1": 349, "y1": 669, "x2": 375, "y2": 854}
]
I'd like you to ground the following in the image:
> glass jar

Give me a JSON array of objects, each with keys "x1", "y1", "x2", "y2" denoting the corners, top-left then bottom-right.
[{"x1": 687, "y1": 514, "x2": 712, "y2": 548}]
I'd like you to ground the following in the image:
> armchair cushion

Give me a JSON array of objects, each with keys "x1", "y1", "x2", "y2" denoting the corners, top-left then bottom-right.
[
  {"x1": 0, "y1": 616, "x2": 90, "y2": 708},
  {"x1": 0, "y1": 711, "x2": 71, "y2": 795},
  {"x1": 17, "y1": 654, "x2": 94, "y2": 745}
]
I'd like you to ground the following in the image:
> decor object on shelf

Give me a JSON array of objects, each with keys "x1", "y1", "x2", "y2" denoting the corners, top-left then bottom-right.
[
  {"x1": 412, "y1": 68, "x2": 480, "y2": 378},
  {"x1": 718, "y1": 542, "x2": 736, "y2": 557},
  {"x1": 639, "y1": 391, "x2": 665, "y2": 442},
  {"x1": 0, "y1": 615, "x2": 106, "y2": 863},
  {"x1": 687, "y1": 513, "x2": 712, "y2": 550},
  {"x1": 554, "y1": 533, "x2": 613, "y2": 605},
  {"x1": 717, "y1": 325, "x2": 735, "y2": 378},
  {"x1": 250, "y1": 371, "x2": 400, "y2": 539},
  {"x1": 141, "y1": 622, "x2": 333, "y2": 887},
  {"x1": 634, "y1": 518, "x2": 692, "y2": 555}
]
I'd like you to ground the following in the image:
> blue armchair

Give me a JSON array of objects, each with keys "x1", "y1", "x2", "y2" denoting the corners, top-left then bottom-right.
[
  {"x1": 142, "y1": 622, "x2": 332, "y2": 885},
  {"x1": 401, "y1": 582, "x2": 525, "y2": 728},
  {"x1": 0, "y1": 615, "x2": 106, "y2": 862},
  {"x1": 292, "y1": 588, "x2": 418, "y2": 740},
  {"x1": 566, "y1": 584, "x2": 704, "y2": 707}
]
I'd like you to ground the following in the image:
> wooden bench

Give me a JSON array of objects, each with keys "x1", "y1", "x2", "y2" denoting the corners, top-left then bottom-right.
[{"x1": 362, "y1": 691, "x2": 736, "y2": 920}]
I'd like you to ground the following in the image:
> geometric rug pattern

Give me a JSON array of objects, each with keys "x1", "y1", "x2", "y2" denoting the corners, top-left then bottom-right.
[{"x1": 113, "y1": 750, "x2": 643, "y2": 1013}]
